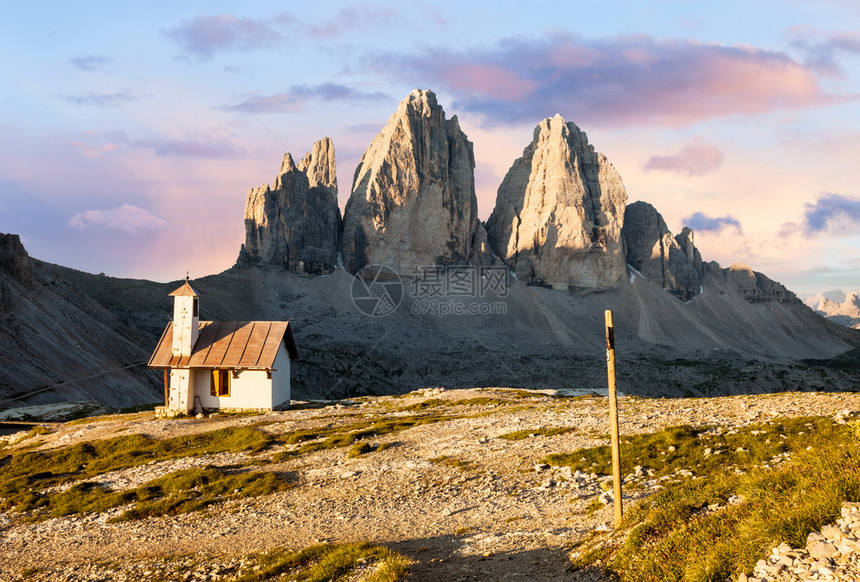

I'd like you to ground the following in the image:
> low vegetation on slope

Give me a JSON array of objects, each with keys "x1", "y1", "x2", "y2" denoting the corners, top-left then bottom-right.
[
  {"x1": 0, "y1": 425, "x2": 280, "y2": 520},
  {"x1": 0, "y1": 397, "x2": 495, "y2": 522},
  {"x1": 233, "y1": 543, "x2": 410, "y2": 582},
  {"x1": 550, "y1": 416, "x2": 860, "y2": 581}
]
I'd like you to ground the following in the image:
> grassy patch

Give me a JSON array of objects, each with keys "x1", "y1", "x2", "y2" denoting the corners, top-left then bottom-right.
[
  {"x1": 398, "y1": 396, "x2": 517, "y2": 412},
  {"x1": 0, "y1": 426, "x2": 274, "y2": 515},
  {"x1": 429, "y1": 455, "x2": 473, "y2": 472},
  {"x1": 398, "y1": 398, "x2": 447, "y2": 411},
  {"x1": 347, "y1": 442, "x2": 375, "y2": 458},
  {"x1": 18, "y1": 425, "x2": 52, "y2": 444},
  {"x1": 232, "y1": 542, "x2": 410, "y2": 582},
  {"x1": 544, "y1": 417, "x2": 831, "y2": 479},
  {"x1": 39, "y1": 466, "x2": 291, "y2": 522},
  {"x1": 497, "y1": 389, "x2": 543, "y2": 399},
  {"x1": 564, "y1": 416, "x2": 860, "y2": 582},
  {"x1": 272, "y1": 414, "x2": 457, "y2": 462},
  {"x1": 499, "y1": 427, "x2": 575, "y2": 441},
  {"x1": 117, "y1": 403, "x2": 161, "y2": 414}
]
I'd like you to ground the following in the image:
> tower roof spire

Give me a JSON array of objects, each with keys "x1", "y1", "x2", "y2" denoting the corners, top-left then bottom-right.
[{"x1": 169, "y1": 278, "x2": 199, "y2": 297}]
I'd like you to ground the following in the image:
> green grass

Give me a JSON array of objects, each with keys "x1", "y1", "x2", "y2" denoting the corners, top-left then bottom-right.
[
  {"x1": 429, "y1": 455, "x2": 473, "y2": 472},
  {"x1": 108, "y1": 467, "x2": 290, "y2": 522},
  {"x1": 272, "y1": 414, "x2": 458, "y2": 462},
  {"x1": 398, "y1": 396, "x2": 518, "y2": 412},
  {"x1": 0, "y1": 425, "x2": 275, "y2": 516},
  {"x1": 347, "y1": 442, "x2": 375, "y2": 458},
  {"x1": 499, "y1": 427, "x2": 575, "y2": 440},
  {"x1": 117, "y1": 403, "x2": 161, "y2": 414},
  {"x1": 39, "y1": 466, "x2": 290, "y2": 522},
  {"x1": 561, "y1": 416, "x2": 860, "y2": 582},
  {"x1": 544, "y1": 417, "x2": 831, "y2": 479},
  {"x1": 231, "y1": 542, "x2": 410, "y2": 582}
]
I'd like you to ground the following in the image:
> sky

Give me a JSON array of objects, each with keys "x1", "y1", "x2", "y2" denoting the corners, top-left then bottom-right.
[{"x1": 2, "y1": 1, "x2": 860, "y2": 301}]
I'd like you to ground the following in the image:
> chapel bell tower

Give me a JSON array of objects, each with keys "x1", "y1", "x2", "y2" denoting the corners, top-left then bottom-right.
[{"x1": 169, "y1": 276, "x2": 199, "y2": 356}]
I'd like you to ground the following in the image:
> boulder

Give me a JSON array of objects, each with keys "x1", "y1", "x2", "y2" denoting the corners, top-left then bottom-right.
[
  {"x1": 485, "y1": 115, "x2": 627, "y2": 289},
  {"x1": 238, "y1": 138, "x2": 341, "y2": 274}
]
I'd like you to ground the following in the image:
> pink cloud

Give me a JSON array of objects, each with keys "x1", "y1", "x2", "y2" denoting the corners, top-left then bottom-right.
[
  {"x1": 438, "y1": 65, "x2": 538, "y2": 102},
  {"x1": 371, "y1": 33, "x2": 847, "y2": 127},
  {"x1": 69, "y1": 140, "x2": 119, "y2": 159},
  {"x1": 644, "y1": 137, "x2": 724, "y2": 176},
  {"x1": 68, "y1": 204, "x2": 168, "y2": 234}
]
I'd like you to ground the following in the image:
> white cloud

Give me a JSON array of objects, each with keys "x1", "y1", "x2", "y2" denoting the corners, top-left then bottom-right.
[{"x1": 68, "y1": 204, "x2": 168, "y2": 234}]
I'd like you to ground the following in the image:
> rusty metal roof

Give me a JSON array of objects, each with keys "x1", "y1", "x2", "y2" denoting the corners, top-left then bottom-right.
[{"x1": 148, "y1": 321, "x2": 298, "y2": 369}]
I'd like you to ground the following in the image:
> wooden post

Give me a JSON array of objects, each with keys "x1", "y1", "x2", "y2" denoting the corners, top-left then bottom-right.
[{"x1": 605, "y1": 309, "x2": 623, "y2": 527}]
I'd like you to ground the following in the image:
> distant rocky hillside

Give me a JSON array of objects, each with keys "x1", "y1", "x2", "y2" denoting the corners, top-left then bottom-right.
[
  {"x1": 0, "y1": 234, "x2": 161, "y2": 408},
  {"x1": 2, "y1": 89, "x2": 860, "y2": 409}
]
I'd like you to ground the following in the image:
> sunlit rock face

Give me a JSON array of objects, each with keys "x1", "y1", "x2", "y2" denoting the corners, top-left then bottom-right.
[
  {"x1": 485, "y1": 115, "x2": 628, "y2": 289},
  {"x1": 722, "y1": 263, "x2": 798, "y2": 304},
  {"x1": 341, "y1": 89, "x2": 490, "y2": 273},
  {"x1": 239, "y1": 138, "x2": 341, "y2": 275}
]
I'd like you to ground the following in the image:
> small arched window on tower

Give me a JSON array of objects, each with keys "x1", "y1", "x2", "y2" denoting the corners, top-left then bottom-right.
[
  {"x1": 193, "y1": 297, "x2": 199, "y2": 317},
  {"x1": 210, "y1": 369, "x2": 230, "y2": 397}
]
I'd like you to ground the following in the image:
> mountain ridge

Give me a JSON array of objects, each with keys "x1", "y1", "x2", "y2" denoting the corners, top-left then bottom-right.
[{"x1": 2, "y1": 89, "x2": 859, "y2": 408}]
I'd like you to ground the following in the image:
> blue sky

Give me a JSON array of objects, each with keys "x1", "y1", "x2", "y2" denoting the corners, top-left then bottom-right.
[{"x1": 2, "y1": 1, "x2": 860, "y2": 301}]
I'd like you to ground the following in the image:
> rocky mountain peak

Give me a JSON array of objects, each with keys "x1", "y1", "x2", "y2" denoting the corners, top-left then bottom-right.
[
  {"x1": 485, "y1": 114, "x2": 628, "y2": 288},
  {"x1": 238, "y1": 138, "x2": 341, "y2": 274},
  {"x1": 817, "y1": 293, "x2": 860, "y2": 318},
  {"x1": 341, "y1": 89, "x2": 489, "y2": 273},
  {"x1": 814, "y1": 291, "x2": 860, "y2": 328},
  {"x1": 276, "y1": 152, "x2": 297, "y2": 184},
  {"x1": 298, "y1": 137, "x2": 337, "y2": 193},
  {"x1": 622, "y1": 201, "x2": 703, "y2": 301}
]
